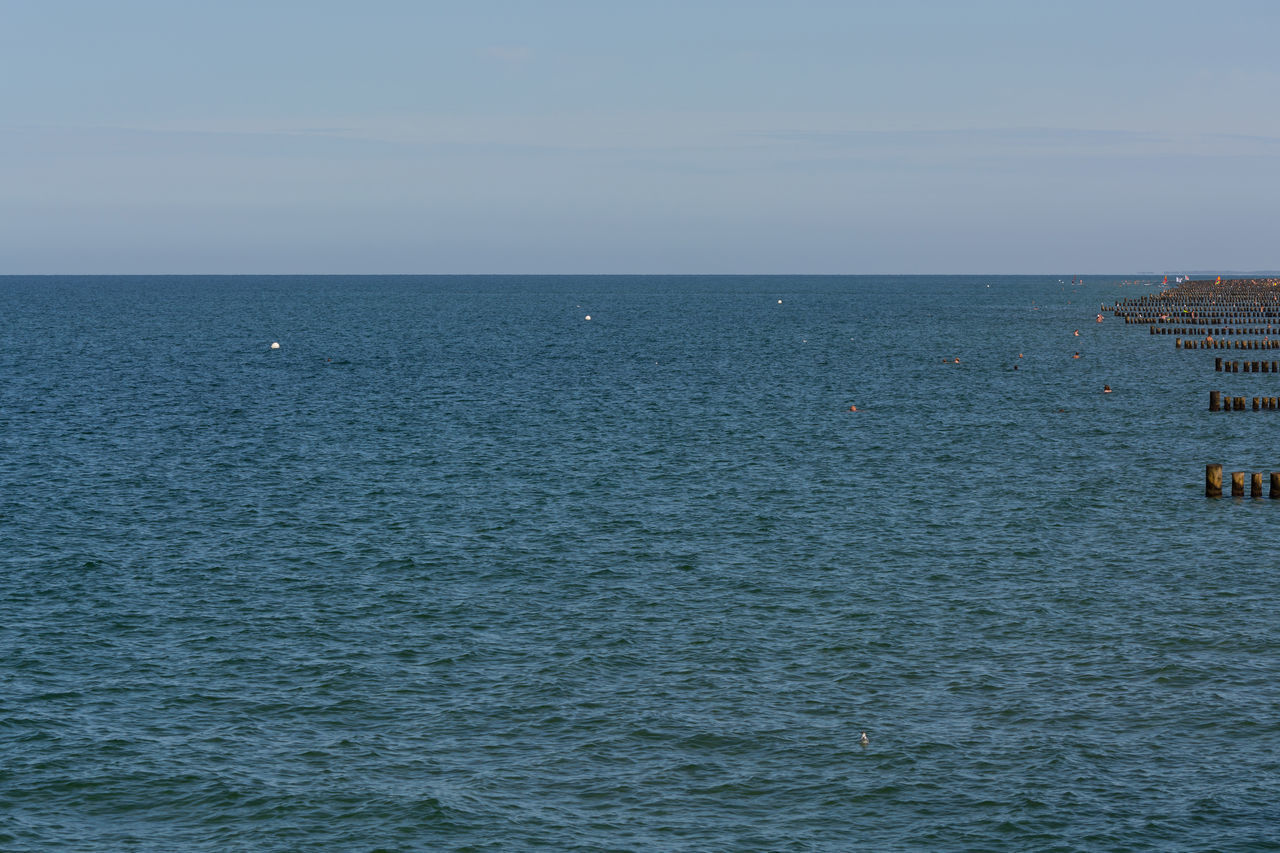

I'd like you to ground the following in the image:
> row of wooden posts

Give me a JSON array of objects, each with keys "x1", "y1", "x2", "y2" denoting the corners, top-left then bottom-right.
[
  {"x1": 1176, "y1": 338, "x2": 1278, "y2": 349},
  {"x1": 1112, "y1": 278, "x2": 1280, "y2": 499},
  {"x1": 1208, "y1": 392, "x2": 1280, "y2": 411},
  {"x1": 1215, "y1": 359, "x2": 1280, "y2": 372},
  {"x1": 1152, "y1": 326, "x2": 1275, "y2": 334},
  {"x1": 1114, "y1": 281, "x2": 1280, "y2": 319},
  {"x1": 1205, "y1": 465, "x2": 1280, "y2": 498},
  {"x1": 1126, "y1": 315, "x2": 1280, "y2": 323},
  {"x1": 1113, "y1": 280, "x2": 1280, "y2": 330}
]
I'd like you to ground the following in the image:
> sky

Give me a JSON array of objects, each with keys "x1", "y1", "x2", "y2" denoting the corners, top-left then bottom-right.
[{"x1": 3, "y1": 0, "x2": 1279, "y2": 274}]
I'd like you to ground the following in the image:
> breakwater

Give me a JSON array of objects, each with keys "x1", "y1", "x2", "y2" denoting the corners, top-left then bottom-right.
[{"x1": 1111, "y1": 277, "x2": 1280, "y2": 498}]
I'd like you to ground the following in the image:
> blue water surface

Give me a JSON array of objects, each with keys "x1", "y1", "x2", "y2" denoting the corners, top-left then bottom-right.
[{"x1": 1, "y1": 275, "x2": 1278, "y2": 851}]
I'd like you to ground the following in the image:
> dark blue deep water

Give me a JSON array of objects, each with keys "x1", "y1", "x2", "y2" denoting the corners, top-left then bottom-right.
[{"x1": 2, "y1": 275, "x2": 1278, "y2": 851}]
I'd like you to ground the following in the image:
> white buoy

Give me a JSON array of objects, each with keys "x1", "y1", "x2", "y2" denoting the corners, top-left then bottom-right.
[
  {"x1": 270, "y1": 342, "x2": 280, "y2": 349},
  {"x1": 777, "y1": 299, "x2": 782, "y2": 304},
  {"x1": 584, "y1": 315, "x2": 591, "y2": 320}
]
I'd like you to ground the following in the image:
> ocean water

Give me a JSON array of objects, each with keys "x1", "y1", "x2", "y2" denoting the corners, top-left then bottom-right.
[{"x1": 1, "y1": 275, "x2": 1278, "y2": 852}]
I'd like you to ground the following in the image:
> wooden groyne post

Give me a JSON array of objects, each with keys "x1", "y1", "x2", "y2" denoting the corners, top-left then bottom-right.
[{"x1": 1206, "y1": 463, "x2": 1222, "y2": 497}]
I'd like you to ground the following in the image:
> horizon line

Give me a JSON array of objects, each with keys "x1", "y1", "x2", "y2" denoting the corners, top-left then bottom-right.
[{"x1": 3, "y1": 271, "x2": 1271, "y2": 278}]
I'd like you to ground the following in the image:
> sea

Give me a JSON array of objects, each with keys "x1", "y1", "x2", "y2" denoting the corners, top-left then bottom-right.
[{"x1": 2, "y1": 275, "x2": 1278, "y2": 852}]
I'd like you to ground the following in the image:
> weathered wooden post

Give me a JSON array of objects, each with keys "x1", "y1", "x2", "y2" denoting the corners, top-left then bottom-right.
[
  {"x1": 1270, "y1": 472, "x2": 1280, "y2": 499},
  {"x1": 1207, "y1": 464, "x2": 1223, "y2": 497},
  {"x1": 1253, "y1": 472, "x2": 1264, "y2": 498},
  {"x1": 1232, "y1": 471, "x2": 1245, "y2": 497},
  {"x1": 1210, "y1": 390, "x2": 1221, "y2": 412}
]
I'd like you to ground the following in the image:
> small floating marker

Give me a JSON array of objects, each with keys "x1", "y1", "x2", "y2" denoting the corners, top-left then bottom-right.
[
  {"x1": 584, "y1": 315, "x2": 591, "y2": 321},
  {"x1": 778, "y1": 299, "x2": 783, "y2": 304},
  {"x1": 270, "y1": 342, "x2": 280, "y2": 349}
]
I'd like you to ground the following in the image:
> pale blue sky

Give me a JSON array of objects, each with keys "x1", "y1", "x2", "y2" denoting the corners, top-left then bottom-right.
[{"x1": 3, "y1": 0, "x2": 1278, "y2": 273}]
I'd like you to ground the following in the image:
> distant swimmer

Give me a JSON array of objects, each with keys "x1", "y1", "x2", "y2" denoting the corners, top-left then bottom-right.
[
  {"x1": 1096, "y1": 314, "x2": 1103, "y2": 323},
  {"x1": 1103, "y1": 385, "x2": 1112, "y2": 393},
  {"x1": 849, "y1": 405, "x2": 858, "y2": 412},
  {"x1": 1073, "y1": 352, "x2": 1081, "y2": 359},
  {"x1": 953, "y1": 357, "x2": 960, "y2": 363},
  {"x1": 859, "y1": 731, "x2": 869, "y2": 747},
  {"x1": 1074, "y1": 330, "x2": 1080, "y2": 336}
]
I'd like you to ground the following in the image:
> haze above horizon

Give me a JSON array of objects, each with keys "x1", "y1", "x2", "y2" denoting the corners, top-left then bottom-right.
[{"x1": 4, "y1": 1, "x2": 1279, "y2": 274}]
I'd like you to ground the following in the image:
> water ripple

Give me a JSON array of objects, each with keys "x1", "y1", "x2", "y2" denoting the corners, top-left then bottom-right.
[{"x1": 2, "y1": 276, "x2": 1279, "y2": 850}]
